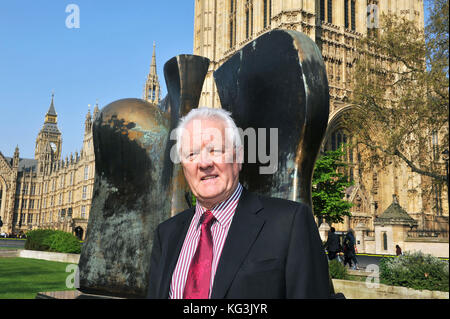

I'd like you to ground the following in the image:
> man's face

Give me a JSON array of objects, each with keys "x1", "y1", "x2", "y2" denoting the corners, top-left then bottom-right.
[{"x1": 180, "y1": 118, "x2": 241, "y2": 209}]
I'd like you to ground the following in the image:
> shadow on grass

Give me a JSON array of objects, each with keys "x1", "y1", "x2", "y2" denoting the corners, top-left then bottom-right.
[{"x1": 0, "y1": 257, "x2": 76, "y2": 299}]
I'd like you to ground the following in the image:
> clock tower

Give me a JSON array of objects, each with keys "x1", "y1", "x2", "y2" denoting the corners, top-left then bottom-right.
[{"x1": 35, "y1": 93, "x2": 62, "y2": 175}]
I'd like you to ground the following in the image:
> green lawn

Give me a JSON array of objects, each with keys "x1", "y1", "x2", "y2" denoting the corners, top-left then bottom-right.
[{"x1": 0, "y1": 257, "x2": 76, "y2": 299}]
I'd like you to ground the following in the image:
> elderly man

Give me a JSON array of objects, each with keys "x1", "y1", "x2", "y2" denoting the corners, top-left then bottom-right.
[{"x1": 147, "y1": 108, "x2": 331, "y2": 299}]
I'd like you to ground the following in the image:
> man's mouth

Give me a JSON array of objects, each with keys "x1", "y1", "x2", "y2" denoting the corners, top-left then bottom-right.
[{"x1": 201, "y1": 175, "x2": 218, "y2": 181}]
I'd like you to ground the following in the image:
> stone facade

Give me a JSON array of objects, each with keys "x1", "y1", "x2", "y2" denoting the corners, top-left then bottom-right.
[
  {"x1": 0, "y1": 44, "x2": 162, "y2": 241},
  {"x1": 0, "y1": 95, "x2": 96, "y2": 240},
  {"x1": 0, "y1": 1, "x2": 447, "y2": 254},
  {"x1": 192, "y1": 0, "x2": 448, "y2": 252}
]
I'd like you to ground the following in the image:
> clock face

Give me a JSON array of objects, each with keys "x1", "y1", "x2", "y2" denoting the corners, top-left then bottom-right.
[{"x1": 50, "y1": 142, "x2": 57, "y2": 152}]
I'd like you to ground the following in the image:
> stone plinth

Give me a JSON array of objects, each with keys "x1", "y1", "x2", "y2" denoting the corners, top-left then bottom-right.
[
  {"x1": 332, "y1": 279, "x2": 449, "y2": 299},
  {"x1": 36, "y1": 290, "x2": 124, "y2": 299}
]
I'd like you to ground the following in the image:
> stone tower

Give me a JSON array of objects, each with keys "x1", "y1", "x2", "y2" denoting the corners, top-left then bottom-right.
[
  {"x1": 81, "y1": 104, "x2": 95, "y2": 161},
  {"x1": 143, "y1": 42, "x2": 161, "y2": 104},
  {"x1": 35, "y1": 93, "x2": 62, "y2": 175},
  {"x1": 191, "y1": 0, "x2": 444, "y2": 240},
  {"x1": 193, "y1": 0, "x2": 424, "y2": 109}
]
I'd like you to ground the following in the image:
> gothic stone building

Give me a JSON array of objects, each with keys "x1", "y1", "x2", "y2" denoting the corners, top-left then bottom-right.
[
  {"x1": 1, "y1": 1, "x2": 447, "y2": 255},
  {"x1": 0, "y1": 95, "x2": 97, "y2": 240},
  {"x1": 191, "y1": 0, "x2": 448, "y2": 253}
]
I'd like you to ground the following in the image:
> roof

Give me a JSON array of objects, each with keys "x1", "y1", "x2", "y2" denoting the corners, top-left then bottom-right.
[
  {"x1": 374, "y1": 195, "x2": 418, "y2": 226},
  {"x1": 47, "y1": 94, "x2": 57, "y2": 116},
  {"x1": 5, "y1": 157, "x2": 38, "y2": 173},
  {"x1": 42, "y1": 122, "x2": 60, "y2": 134}
]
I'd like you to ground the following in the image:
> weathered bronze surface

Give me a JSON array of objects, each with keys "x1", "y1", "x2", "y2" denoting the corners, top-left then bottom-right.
[
  {"x1": 214, "y1": 30, "x2": 329, "y2": 208},
  {"x1": 78, "y1": 98, "x2": 171, "y2": 298},
  {"x1": 78, "y1": 55, "x2": 209, "y2": 298},
  {"x1": 78, "y1": 29, "x2": 330, "y2": 297},
  {"x1": 163, "y1": 55, "x2": 210, "y2": 215}
]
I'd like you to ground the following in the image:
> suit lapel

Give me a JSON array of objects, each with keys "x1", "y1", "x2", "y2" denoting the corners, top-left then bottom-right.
[
  {"x1": 159, "y1": 208, "x2": 194, "y2": 298},
  {"x1": 210, "y1": 189, "x2": 265, "y2": 299}
]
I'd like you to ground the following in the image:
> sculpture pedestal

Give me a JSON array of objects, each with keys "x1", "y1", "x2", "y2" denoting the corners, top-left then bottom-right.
[{"x1": 35, "y1": 290, "x2": 124, "y2": 299}]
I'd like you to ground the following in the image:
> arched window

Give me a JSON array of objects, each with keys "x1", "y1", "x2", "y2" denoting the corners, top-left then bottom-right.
[
  {"x1": 320, "y1": 0, "x2": 333, "y2": 23},
  {"x1": 325, "y1": 128, "x2": 355, "y2": 181},
  {"x1": 382, "y1": 232, "x2": 388, "y2": 250},
  {"x1": 84, "y1": 165, "x2": 89, "y2": 180},
  {"x1": 351, "y1": 0, "x2": 355, "y2": 30},
  {"x1": 345, "y1": 0, "x2": 356, "y2": 30},
  {"x1": 245, "y1": 1, "x2": 253, "y2": 39},
  {"x1": 229, "y1": 0, "x2": 237, "y2": 48},
  {"x1": 263, "y1": 0, "x2": 271, "y2": 28}
]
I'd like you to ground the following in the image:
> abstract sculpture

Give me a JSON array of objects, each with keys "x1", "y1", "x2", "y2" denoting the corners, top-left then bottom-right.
[
  {"x1": 77, "y1": 29, "x2": 330, "y2": 298},
  {"x1": 78, "y1": 55, "x2": 209, "y2": 298}
]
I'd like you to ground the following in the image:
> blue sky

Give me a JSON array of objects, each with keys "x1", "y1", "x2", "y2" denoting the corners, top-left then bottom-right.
[
  {"x1": 0, "y1": 1, "x2": 433, "y2": 160},
  {"x1": 0, "y1": 1, "x2": 194, "y2": 159}
]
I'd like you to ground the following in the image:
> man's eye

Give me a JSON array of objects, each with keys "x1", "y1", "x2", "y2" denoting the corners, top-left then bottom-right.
[{"x1": 186, "y1": 152, "x2": 199, "y2": 160}]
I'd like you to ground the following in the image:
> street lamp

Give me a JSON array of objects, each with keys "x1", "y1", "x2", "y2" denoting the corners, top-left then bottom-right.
[{"x1": 442, "y1": 149, "x2": 449, "y2": 208}]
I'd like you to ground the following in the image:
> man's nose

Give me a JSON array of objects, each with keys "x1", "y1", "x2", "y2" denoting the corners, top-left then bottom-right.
[{"x1": 198, "y1": 150, "x2": 213, "y2": 168}]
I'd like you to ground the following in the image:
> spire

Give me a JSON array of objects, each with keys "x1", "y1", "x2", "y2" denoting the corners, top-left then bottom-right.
[
  {"x1": 13, "y1": 145, "x2": 19, "y2": 168},
  {"x1": 93, "y1": 100, "x2": 100, "y2": 120},
  {"x1": 86, "y1": 104, "x2": 92, "y2": 120},
  {"x1": 85, "y1": 104, "x2": 93, "y2": 134},
  {"x1": 36, "y1": 92, "x2": 61, "y2": 163},
  {"x1": 44, "y1": 92, "x2": 58, "y2": 124},
  {"x1": 47, "y1": 91, "x2": 57, "y2": 116},
  {"x1": 150, "y1": 42, "x2": 157, "y2": 76},
  {"x1": 143, "y1": 42, "x2": 161, "y2": 104}
]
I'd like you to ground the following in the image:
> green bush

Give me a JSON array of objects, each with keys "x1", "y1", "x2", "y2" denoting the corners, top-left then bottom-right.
[
  {"x1": 25, "y1": 229, "x2": 81, "y2": 254},
  {"x1": 45, "y1": 231, "x2": 81, "y2": 254},
  {"x1": 328, "y1": 258, "x2": 348, "y2": 280},
  {"x1": 379, "y1": 251, "x2": 449, "y2": 292},
  {"x1": 24, "y1": 229, "x2": 54, "y2": 251}
]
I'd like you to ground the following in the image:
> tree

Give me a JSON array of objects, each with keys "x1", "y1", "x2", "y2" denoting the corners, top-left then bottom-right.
[
  {"x1": 312, "y1": 148, "x2": 353, "y2": 224},
  {"x1": 344, "y1": 1, "x2": 449, "y2": 184}
]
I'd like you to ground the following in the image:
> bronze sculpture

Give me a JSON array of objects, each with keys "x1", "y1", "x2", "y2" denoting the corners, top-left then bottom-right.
[
  {"x1": 78, "y1": 55, "x2": 209, "y2": 298},
  {"x1": 78, "y1": 29, "x2": 331, "y2": 298}
]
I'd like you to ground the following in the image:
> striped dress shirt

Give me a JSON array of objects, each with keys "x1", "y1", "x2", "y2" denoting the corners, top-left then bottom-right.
[{"x1": 169, "y1": 183, "x2": 243, "y2": 299}]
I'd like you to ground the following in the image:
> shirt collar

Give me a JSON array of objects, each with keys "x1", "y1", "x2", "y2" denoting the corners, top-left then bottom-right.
[{"x1": 195, "y1": 183, "x2": 243, "y2": 229}]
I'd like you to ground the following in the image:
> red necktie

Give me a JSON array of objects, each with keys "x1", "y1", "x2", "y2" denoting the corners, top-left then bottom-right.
[{"x1": 183, "y1": 211, "x2": 215, "y2": 299}]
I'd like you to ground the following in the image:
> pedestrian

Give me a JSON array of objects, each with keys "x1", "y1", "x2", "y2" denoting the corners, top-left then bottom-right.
[
  {"x1": 343, "y1": 228, "x2": 359, "y2": 270},
  {"x1": 396, "y1": 244, "x2": 402, "y2": 256},
  {"x1": 324, "y1": 227, "x2": 341, "y2": 261}
]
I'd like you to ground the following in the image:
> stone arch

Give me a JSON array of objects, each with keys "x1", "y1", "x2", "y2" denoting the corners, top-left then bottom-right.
[
  {"x1": 325, "y1": 103, "x2": 379, "y2": 146},
  {"x1": 347, "y1": 183, "x2": 370, "y2": 213},
  {"x1": 74, "y1": 226, "x2": 84, "y2": 240},
  {"x1": 324, "y1": 104, "x2": 354, "y2": 151},
  {"x1": 322, "y1": 104, "x2": 356, "y2": 180}
]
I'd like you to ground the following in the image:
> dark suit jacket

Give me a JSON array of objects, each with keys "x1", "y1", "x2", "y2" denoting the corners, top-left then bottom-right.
[{"x1": 147, "y1": 189, "x2": 331, "y2": 299}]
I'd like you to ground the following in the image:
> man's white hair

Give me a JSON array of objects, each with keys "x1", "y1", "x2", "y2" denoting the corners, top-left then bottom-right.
[{"x1": 175, "y1": 107, "x2": 242, "y2": 160}]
